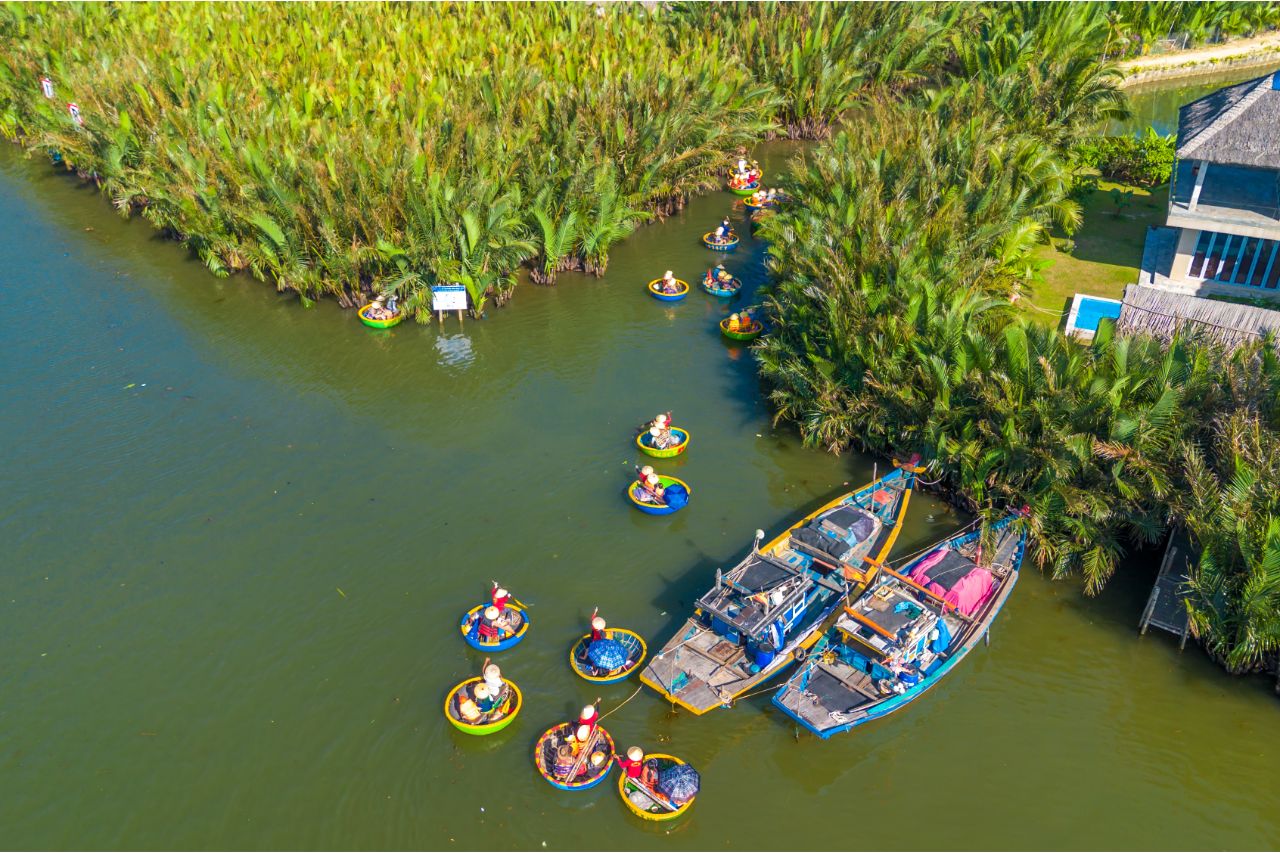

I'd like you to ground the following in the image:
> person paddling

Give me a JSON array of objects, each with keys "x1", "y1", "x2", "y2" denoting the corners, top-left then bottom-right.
[{"x1": 617, "y1": 746, "x2": 658, "y2": 787}]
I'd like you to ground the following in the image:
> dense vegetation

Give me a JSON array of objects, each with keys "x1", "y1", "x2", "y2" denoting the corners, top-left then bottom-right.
[
  {"x1": 1076, "y1": 128, "x2": 1177, "y2": 187},
  {"x1": 1102, "y1": 1, "x2": 1280, "y2": 56},
  {"x1": 756, "y1": 3, "x2": 1280, "y2": 674},
  {"x1": 2, "y1": 2, "x2": 1277, "y2": 672}
]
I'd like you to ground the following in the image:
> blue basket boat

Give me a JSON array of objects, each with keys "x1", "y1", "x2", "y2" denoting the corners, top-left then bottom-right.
[{"x1": 459, "y1": 603, "x2": 530, "y2": 651}]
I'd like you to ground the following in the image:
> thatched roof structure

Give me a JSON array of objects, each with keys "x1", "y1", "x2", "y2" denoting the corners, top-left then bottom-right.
[
  {"x1": 1177, "y1": 72, "x2": 1280, "y2": 169},
  {"x1": 1117, "y1": 285, "x2": 1280, "y2": 350}
]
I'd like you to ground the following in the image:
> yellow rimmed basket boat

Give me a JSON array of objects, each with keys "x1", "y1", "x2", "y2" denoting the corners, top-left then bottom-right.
[
  {"x1": 358, "y1": 304, "x2": 405, "y2": 329},
  {"x1": 569, "y1": 629, "x2": 648, "y2": 683},
  {"x1": 702, "y1": 231, "x2": 739, "y2": 251},
  {"x1": 444, "y1": 676, "x2": 522, "y2": 736},
  {"x1": 636, "y1": 427, "x2": 689, "y2": 458},
  {"x1": 534, "y1": 723, "x2": 616, "y2": 791},
  {"x1": 618, "y1": 754, "x2": 697, "y2": 821}
]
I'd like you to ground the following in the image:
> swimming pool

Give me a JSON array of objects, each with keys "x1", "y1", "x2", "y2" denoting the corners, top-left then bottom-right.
[{"x1": 1065, "y1": 294, "x2": 1123, "y2": 338}]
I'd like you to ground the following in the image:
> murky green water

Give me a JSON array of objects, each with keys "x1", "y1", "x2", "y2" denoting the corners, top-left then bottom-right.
[
  {"x1": 1112, "y1": 63, "x2": 1280, "y2": 136},
  {"x1": 1, "y1": 131, "x2": 1276, "y2": 850}
]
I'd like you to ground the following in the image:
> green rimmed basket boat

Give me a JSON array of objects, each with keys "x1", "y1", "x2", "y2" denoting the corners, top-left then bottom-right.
[
  {"x1": 719, "y1": 317, "x2": 763, "y2": 342},
  {"x1": 444, "y1": 676, "x2": 522, "y2": 736},
  {"x1": 636, "y1": 427, "x2": 689, "y2": 458},
  {"x1": 358, "y1": 303, "x2": 405, "y2": 329}
]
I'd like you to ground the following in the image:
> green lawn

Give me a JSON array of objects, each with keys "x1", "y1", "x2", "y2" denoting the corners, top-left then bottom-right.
[{"x1": 1022, "y1": 180, "x2": 1167, "y2": 327}]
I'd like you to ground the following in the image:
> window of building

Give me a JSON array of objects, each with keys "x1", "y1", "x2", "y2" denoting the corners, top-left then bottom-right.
[{"x1": 1189, "y1": 230, "x2": 1280, "y2": 289}]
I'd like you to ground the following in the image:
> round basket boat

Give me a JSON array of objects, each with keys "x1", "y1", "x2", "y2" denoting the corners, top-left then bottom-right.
[
  {"x1": 702, "y1": 231, "x2": 739, "y2": 251},
  {"x1": 647, "y1": 279, "x2": 689, "y2": 302},
  {"x1": 444, "y1": 676, "x2": 523, "y2": 736},
  {"x1": 534, "y1": 723, "x2": 616, "y2": 791},
  {"x1": 627, "y1": 475, "x2": 691, "y2": 515},
  {"x1": 719, "y1": 317, "x2": 764, "y2": 342},
  {"x1": 358, "y1": 304, "x2": 405, "y2": 329},
  {"x1": 702, "y1": 277, "x2": 742, "y2": 297},
  {"x1": 729, "y1": 180, "x2": 761, "y2": 197},
  {"x1": 618, "y1": 754, "x2": 696, "y2": 821},
  {"x1": 636, "y1": 427, "x2": 689, "y2": 459},
  {"x1": 742, "y1": 197, "x2": 774, "y2": 211},
  {"x1": 569, "y1": 629, "x2": 648, "y2": 684},
  {"x1": 459, "y1": 603, "x2": 530, "y2": 651}
]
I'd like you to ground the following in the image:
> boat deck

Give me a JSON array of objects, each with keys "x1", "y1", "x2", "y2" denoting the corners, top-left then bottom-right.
[{"x1": 642, "y1": 621, "x2": 762, "y2": 712}]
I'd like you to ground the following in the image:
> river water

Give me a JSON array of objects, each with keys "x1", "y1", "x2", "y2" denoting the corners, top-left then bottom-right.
[
  {"x1": 1, "y1": 131, "x2": 1276, "y2": 850},
  {"x1": 1113, "y1": 63, "x2": 1280, "y2": 136}
]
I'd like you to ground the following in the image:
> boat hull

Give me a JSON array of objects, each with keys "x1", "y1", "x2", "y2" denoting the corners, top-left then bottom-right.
[
  {"x1": 702, "y1": 232, "x2": 739, "y2": 251},
  {"x1": 648, "y1": 279, "x2": 689, "y2": 302},
  {"x1": 773, "y1": 513, "x2": 1026, "y2": 738},
  {"x1": 358, "y1": 304, "x2": 404, "y2": 328},
  {"x1": 569, "y1": 629, "x2": 648, "y2": 683},
  {"x1": 444, "y1": 677, "x2": 522, "y2": 735},
  {"x1": 729, "y1": 182, "x2": 760, "y2": 196},
  {"x1": 627, "y1": 475, "x2": 690, "y2": 515},
  {"x1": 617, "y1": 754, "x2": 694, "y2": 820},
  {"x1": 639, "y1": 464, "x2": 919, "y2": 714},
  {"x1": 458, "y1": 603, "x2": 529, "y2": 651},
  {"x1": 534, "y1": 724, "x2": 616, "y2": 791},
  {"x1": 720, "y1": 318, "x2": 763, "y2": 341},
  {"x1": 636, "y1": 428, "x2": 689, "y2": 458},
  {"x1": 702, "y1": 278, "x2": 742, "y2": 297}
]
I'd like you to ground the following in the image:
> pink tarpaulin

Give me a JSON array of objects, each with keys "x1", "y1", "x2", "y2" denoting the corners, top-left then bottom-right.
[
  {"x1": 908, "y1": 549, "x2": 948, "y2": 585},
  {"x1": 927, "y1": 568, "x2": 994, "y2": 617}
]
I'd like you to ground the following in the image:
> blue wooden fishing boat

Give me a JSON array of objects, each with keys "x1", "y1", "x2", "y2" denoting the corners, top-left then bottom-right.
[
  {"x1": 639, "y1": 459, "x2": 922, "y2": 714},
  {"x1": 772, "y1": 509, "x2": 1027, "y2": 738},
  {"x1": 459, "y1": 602, "x2": 530, "y2": 651}
]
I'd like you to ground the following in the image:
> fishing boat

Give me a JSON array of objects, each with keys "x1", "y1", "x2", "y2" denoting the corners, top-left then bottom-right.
[
  {"x1": 534, "y1": 723, "x2": 616, "y2": 791},
  {"x1": 639, "y1": 459, "x2": 922, "y2": 714},
  {"x1": 772, "y1": 508, "x2": 1027, "y2": 738},
  {"x1": 702, "y1": 277, "x2": 742, "y2": 297},
  {"x1": 647, "y1": 278, "x2": 689, "y2": 302},
  {"x1": 627, "y1": 475, "x2": 691, "y2": 516},
  {"x1": 569, "y1": 629, "x2": 648, "y2": 683},
  {"x1": 742, "y1": 196, "x2": 774, "y2": 212},
  {"x1": 444, "y1": 676, "x2": 523, "y2": 736},
  {"x1": 636, "y1": 427, "x2": 689, "y2": 458},
  {"x1": 459, "y1": 603, "x2": 530, "y2": 651},
  {"x1": 617, "y1": 754, "x2": 698, "y2": 821},
  {"x1": 358, "y1": 303, "x2": 404, "y2": 329},
  {"x1": 719, "y1": 317, "x2": 763, "y2": 342},
  {"x1": 702, "y1": 231, "x2": 739, "y2": 251}
]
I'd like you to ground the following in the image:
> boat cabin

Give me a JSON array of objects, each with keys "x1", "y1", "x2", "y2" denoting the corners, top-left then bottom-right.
[{"x1": 696, "y1": 551, "x2": 846, "y2": 671}]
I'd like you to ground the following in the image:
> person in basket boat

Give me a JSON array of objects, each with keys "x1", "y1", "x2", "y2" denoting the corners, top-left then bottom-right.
[
  {"x1": 616, "y1": 745, "x2": 659, "y2": 787},
  {"x1": 490, "y1": 583, "x2": 511, "y2": 614},
  {"x1": 558, "y1": 724, "x2": 609, "y2": 780},
  {"x1": 475, "y1": 605, "x2": 506, "y2": 642},
  {"x1": 576, "y1": 704, "x2": 600, "y2": 738},
  {"x1": 645, "y1": 412, "x2": 677, "y2": 449},
  {"x1": 365, "y1": 295, "x2": 399, "y2": 321},
  {"x1": 727, "y1": 313, "x2": 745, "y2": 333},
  {"x1": 482, "y1": 659, "x2": 505, "y2": 697},
  {"x1": 766, "y1": 188, "x2": 778, "y2": 205},
  {"x1": 641, "y1": 472, "x2": 667, "y2": 504},
  {"x1": 636, "y1": 464, "x2": 655, "y2": 487},
  {"x1": 711, "y1": 224, "x2": 737, "y2": 246},
  {"x1": 658, "y1": 270, "x2": 681, "y2": 294},
  {"x1": 749, "y1": 189, "x2": 767, "y2": 206},
  {"x1": 590, "y1": 612, "x2": 608, "y2": 642}
]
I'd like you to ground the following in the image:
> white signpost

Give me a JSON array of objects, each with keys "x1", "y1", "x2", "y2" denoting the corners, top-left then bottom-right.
[
  {"x1": 40, "y1": 77, "x2": 54, "y2": 99},
  {"x1": 67, "y1": 102, "x2": 82, "y2": 126},
  {"x1": 431, "y1": 284, "x2": 468, "y2": 325}
]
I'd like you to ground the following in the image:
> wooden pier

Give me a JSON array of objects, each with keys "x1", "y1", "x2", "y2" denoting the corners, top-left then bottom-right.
[{"x1": 1139, "y1": 528, "x2": 1194, "y2": 648}]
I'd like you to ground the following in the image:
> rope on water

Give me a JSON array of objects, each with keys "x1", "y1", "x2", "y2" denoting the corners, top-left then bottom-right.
[{"x1": 599, "y1": 685, "x2": 644, "y2": 721}]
